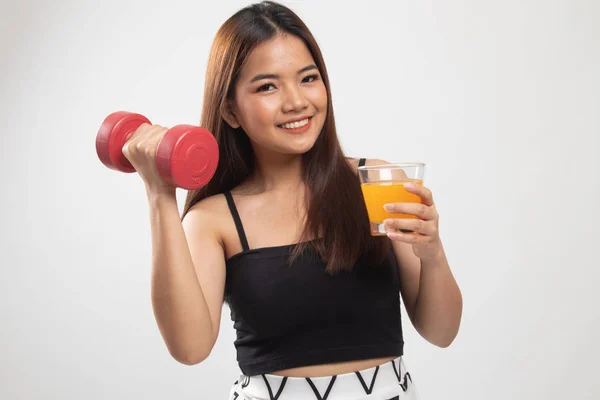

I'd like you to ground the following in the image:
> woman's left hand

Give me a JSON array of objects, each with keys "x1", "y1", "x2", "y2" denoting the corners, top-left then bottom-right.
[{"x1": 383, "y1": 182, "x2": 442, "y2": 260}]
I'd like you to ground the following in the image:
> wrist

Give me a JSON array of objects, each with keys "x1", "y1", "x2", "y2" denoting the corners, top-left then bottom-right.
[
  {"x1": 146, "y1": 186, "x2": 177, "y2": 205},
  {"x1": 419, "y1": 240, "x2": 446, "y2": 264}
]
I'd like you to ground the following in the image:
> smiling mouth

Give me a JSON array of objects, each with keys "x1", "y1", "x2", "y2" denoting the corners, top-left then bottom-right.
[{"x1": 278, "y1": 117, "x2": 311, "y2": 130}]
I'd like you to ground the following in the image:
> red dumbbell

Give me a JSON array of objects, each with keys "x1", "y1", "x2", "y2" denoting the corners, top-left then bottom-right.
[{"x1": 95, "y1": 111, "x2": 219, "y2": 190}]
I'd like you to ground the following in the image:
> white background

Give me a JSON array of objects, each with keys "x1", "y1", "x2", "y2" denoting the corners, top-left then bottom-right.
[{"x1": 1, "y1": 0, "x2": 599, "y2": 399}]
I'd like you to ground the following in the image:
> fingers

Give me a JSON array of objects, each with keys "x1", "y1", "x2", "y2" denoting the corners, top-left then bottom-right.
[
  {"x1": 403, "y1": 182, "x2": 434, "y2": 206},
  {"x1": 386, "y1": 230, "x2": 429, "y2": 243},
  {"x1": 383, "y1": 184, "x2": 439, "y2": 245},
  {"x1": 384, "y1": 202, "x2": 438, "y2": 221},
  {"x1": 122, "y1": 124, "x2": 167, "y2": 159},
  {"x1": 384, "y1": 217, "x2": 438, "y2": 237},
  {"x1": 142, "y1": 125, "x2": 168, "y2": 155}
]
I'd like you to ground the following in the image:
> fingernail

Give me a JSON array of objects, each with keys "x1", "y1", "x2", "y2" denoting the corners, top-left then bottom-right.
[
  {"x1": 384, "y1": 204, "x2": 394, "y2": 211},
  {"x1": 404, "y1": 182, "x2": 415, "y2": 189},
  {"x1": 384, "y1": 219, "x2": 393, "y2": 226}
]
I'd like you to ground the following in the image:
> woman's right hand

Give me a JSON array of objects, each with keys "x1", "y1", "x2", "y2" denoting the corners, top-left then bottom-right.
[{"x1": 121, "y1": 123, "x2": 175, "y2": 196}]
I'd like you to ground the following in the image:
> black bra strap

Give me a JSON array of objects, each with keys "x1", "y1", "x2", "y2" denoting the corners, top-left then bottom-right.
[
  {"x1": 224, "y1": 191, "x2": 250, "y2": 251},
  {"x1": 358, "y1": 158, "x2": 366, "y2": 167}
]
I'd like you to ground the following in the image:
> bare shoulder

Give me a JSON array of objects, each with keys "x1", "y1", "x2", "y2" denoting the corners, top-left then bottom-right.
[
  {"x1": 345, "y1": 157, "x2": 390, "y2": 173},
  {"x1": 182, "y1": 193, "x2": 231, "y2": 244},
  {"x1": 363, "y1": 158, "x2": 390, "y2": 166},
  {"x1": 183, "y1": 193, "x2": 229, "y2": 220},
  {"x1": 186, "y1": 192, "x2": 230, "y2": 214}
]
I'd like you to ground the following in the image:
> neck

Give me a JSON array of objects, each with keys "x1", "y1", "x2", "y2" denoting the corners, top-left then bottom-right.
[{"x1": 250, "y1": 151, "x2": 304, "y2": 193}]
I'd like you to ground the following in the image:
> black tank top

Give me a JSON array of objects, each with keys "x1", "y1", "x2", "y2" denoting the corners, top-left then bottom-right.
[{"x1": 223, "y1": 159, "x2": 404, "y2": 376}]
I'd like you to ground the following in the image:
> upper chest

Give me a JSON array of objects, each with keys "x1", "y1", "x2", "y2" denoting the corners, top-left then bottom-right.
[{"x1": 221, "y1": 190, "x2": 309, "y2": 259}]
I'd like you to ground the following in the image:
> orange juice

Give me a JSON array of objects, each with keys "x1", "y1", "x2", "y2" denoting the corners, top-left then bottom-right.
[{"x1": 360, "y1": 179, "x2": 423, "y2": 228}]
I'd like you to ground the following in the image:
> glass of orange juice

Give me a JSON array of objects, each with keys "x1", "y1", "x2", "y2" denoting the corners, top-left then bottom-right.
[{"x1": 358, "y1": 163, "x2": 426, "y2": 236}]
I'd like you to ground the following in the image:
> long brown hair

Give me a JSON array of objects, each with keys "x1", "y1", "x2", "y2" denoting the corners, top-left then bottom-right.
[{"x1": 182, "y1": 1, "x2": 390, "y2": 274}]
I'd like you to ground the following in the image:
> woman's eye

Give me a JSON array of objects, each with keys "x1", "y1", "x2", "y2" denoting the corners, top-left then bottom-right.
[
  {"x1": 257, "y1": 83, "x2": 275, "y2": 92},
  {"x1": 302, "y1": 74, "x2": 319, "y2": 83}
]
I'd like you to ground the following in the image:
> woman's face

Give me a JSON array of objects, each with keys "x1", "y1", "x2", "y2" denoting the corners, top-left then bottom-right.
[{"x1": 226, "y1": 34, "x2": 328, "y2": 158}]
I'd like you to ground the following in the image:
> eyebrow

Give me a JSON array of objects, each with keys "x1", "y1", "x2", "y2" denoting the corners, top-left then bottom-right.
[{"x1": 249, "y1": 64, "x2": 318, "y2": 83}]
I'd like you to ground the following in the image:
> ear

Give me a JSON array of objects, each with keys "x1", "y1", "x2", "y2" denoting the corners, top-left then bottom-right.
[{"x1": 222, "y1": 101, "x2": 241, "y2": 129}]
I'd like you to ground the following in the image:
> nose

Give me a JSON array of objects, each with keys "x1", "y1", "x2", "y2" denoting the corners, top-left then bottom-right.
[{"x1": 281, "y1": 84, "x2": 309, "y2": 113}]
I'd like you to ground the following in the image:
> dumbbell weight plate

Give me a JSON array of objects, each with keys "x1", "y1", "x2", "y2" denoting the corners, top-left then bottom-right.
[
  {"x1": 96, "y1": 111, "x2": 151, "y2": 172},
  {"x1": 156, "y1": 125, "x2": 219, "y2": 190}
]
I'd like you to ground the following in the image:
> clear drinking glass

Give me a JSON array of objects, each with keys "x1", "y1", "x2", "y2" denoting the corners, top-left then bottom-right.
[{"x1": 357, "y1": 163, "x2": 426, "y2": 236}]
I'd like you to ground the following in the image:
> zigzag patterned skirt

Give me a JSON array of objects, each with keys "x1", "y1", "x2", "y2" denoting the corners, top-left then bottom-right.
[{"x1": 228, "y1": 357, "x2": 418, "y2": 400}]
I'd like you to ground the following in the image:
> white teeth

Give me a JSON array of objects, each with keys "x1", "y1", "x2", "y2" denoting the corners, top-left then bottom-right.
[{"x1": 280, "y1": 118, "x2": 309, "y2": 129}]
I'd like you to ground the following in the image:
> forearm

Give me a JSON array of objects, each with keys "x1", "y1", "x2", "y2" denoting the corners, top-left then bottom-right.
[
  {"x1": 414, "y1": 245, "x2": 463, "y2": 347},
  {"x1": 147, "y1": 191, "x2": 213, "y2": 364}
]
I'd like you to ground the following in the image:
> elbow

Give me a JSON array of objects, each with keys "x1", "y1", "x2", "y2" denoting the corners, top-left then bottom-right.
[
  {"x1": 164, "y1": 329, "x2": 218, "y2": 366},
  {"x1": 423, "y1": 331, "x2": 457, "y2": 348},
  {"x1": 433, "y1": 318, "x2": 462, "y2": 348},
  {"x1": 417, "y1": 321, "x2": 461, "y2": 349},
  {"x1": 432, "y1": 299, "x2": 463, "y2": 348},
  {"x1": 433, "y1": 335, "x2": 456, "y2": 348},
  {"x1": 170, "y1": 345, "x2": 213, "y2": 366},
  {"x1": 162, "y1": 327, "x2": 217, "y2": 366},
  {"x1": 434, "y1": 321, "x2": 461, "y2": 348},
  {"x1": 173, "y1": 350, "x2": 210, "y2": 366}
]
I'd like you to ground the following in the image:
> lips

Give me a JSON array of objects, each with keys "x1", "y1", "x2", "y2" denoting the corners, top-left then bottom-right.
[{"x1": 278, "y1": 116, "x2": 312, "y2": 134}]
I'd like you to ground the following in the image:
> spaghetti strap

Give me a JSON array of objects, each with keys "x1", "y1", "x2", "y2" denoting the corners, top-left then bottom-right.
[
  {"x1": 358, "y1": 158, "x2": 366, "y2": 167},
  {"x1": 224, "y1": 191, "x2": 250, "y2": 252}
]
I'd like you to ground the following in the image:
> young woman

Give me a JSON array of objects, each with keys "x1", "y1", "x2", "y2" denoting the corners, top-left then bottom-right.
[{"x1": 121, "y1": 2, "x2": 462, "y2": 399}]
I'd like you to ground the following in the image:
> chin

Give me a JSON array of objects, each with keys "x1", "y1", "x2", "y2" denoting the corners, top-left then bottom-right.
[
  {"x1": 277, "y1": 145, "x2": 314, "y2": 157},
  {"x1": 285, "y1": 137, "x2": 320, "y2": 155},
  {"x1": 265, "y1": 123, "x2": 323, "y2": 155}
]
